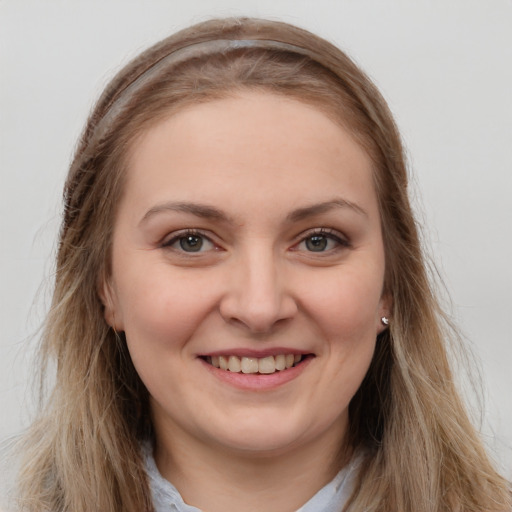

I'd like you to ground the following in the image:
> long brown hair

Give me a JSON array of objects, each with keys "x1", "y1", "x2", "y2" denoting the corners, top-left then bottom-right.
[{"x1": 15, "y1": 17, "x2": 511, "y2": 512}]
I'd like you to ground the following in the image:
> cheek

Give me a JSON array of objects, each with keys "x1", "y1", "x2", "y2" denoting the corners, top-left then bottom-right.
[
  {"x1": 301, "y1": 264, "x2": 384, "y2": 342},
  {"x1": 116, "y1": 270, "x2": 219, "y2": 395},
  {"x1": 114, "y1": 263, "x2": 218, "y2": 350},
  {"x1": 304, "y1": 268, "x2": 381, "y2": 409}
]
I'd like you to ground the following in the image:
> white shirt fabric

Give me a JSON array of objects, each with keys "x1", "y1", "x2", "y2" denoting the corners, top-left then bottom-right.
[{"x1": 144, "y1": 446, "x2": 361, "y2": 512}]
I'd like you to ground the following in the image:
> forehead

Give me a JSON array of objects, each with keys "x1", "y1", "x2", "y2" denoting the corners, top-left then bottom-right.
[{"x1": 122, "y1": 91, "x2": 378, "y2": 221}]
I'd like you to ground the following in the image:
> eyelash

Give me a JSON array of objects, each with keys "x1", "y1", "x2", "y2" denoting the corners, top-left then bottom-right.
[
  {"x1": 293, "y1": 228, "x2": 350, "y2": 253},
  {"x1": 161, "y1": 229, "x2": 217, "y2": 253},
  {"x1": 161, "y1": 228, "x2": 350, "y2": 255}
]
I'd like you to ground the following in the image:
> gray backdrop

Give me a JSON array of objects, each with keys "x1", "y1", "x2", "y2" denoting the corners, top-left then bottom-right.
[{"x1": 1, "y1": 0, "x2": 511, "y2": 476}]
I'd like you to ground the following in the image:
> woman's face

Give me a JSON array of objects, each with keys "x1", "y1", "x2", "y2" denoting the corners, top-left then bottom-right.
[{"x1": 104, "y1": 91, "x2": 390, "y2": 458}]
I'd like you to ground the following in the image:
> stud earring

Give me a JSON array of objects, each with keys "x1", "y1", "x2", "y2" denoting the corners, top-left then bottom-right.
[{"x1": 381, "y1": 317, "x2": 390, "y2": 326}]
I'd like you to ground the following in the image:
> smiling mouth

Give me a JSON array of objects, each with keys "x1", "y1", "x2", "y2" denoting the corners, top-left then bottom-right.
[{"x1": 202, "y1": 354, "x2": 311, "y2": 374}]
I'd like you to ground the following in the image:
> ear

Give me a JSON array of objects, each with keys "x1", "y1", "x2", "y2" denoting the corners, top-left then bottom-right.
[
  {"x1": 376, "y1": 292, "x2": 392, "y2": 335},
  {"x1": 98, "y1": 277, "x2": 124, "y2": 331}
]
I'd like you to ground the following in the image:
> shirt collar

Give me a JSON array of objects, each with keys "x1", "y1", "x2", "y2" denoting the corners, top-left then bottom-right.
[{"x1": 143, "y1": 443, "x2": 361, "y2": 512}]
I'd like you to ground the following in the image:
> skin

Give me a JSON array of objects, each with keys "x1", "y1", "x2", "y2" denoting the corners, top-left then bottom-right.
[{"x1": 103, "y1": 91, "x2": 390, "y2": 512}]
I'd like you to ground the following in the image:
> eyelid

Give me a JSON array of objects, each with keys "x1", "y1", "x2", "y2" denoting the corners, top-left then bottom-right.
[
  {"x1": 291, "y1": 227, "x2": 351, "y2": 251},
  {"x1": 161, "y1": 228, "x2": 220, "y2": 252},
  {"x1": 160, "y1": 227, "x2": 349, "y2": 253}
]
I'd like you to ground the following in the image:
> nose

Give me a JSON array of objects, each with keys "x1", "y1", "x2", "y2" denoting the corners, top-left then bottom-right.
[{"x1": 219, "y1": 246, "x2": 298, "y2": 334}]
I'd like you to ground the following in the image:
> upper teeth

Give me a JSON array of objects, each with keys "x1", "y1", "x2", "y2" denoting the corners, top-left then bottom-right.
[{"x1": 207, "y1": 354, "x2": 302, "y2": 374}]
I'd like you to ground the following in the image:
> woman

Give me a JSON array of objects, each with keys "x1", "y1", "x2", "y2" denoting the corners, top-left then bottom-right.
[{"x1": 7, "y1": 17, "x2": 511, "y2": 512}]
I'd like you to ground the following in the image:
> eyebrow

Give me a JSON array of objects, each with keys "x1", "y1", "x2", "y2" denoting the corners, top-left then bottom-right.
[
  {"x1": 139, "y1": 197, "x2": 367, "y2": 226},
  {"x1": 286, "y1": 198, "x2": 368, "y2": 222},
  {"x1": 139, "y1": 201, "x2": 233, "y2": 225}
]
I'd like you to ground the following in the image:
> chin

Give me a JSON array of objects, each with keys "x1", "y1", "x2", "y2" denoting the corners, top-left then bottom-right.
[
  {"x1": 203, "y1": 413, "x2": 338, "y2": 458},
  {"x1": 214, "y1": 430, "x2": 305, "y2": 457}
]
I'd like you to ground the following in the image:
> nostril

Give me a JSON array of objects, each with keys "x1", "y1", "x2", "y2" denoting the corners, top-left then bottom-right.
[{"x1": 219, "y1": 294, "x2": 298, "y2": 335}]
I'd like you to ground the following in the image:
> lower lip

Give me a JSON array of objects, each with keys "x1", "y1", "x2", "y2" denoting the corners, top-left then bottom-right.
[{"x1": 199, "y1": 356, "x2": 313, "y2": 391}]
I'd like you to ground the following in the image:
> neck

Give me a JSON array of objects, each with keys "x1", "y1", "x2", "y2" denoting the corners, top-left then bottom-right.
[{"x1": 153, "y1": 419, "x2": 350, "y2": 512}]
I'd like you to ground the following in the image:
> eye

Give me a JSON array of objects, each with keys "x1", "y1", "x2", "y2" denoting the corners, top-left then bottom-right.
[
  {"x1": 295, "y1": 229, "x2": 349, "y2": 253},
  {"x1": 162, "y1": 230, "x2": 216, "y2": 253}
]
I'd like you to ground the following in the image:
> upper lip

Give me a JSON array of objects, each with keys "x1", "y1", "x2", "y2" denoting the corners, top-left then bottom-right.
[{"x1": 198, "y1": 348, "x2": 312, "y2": 358}]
